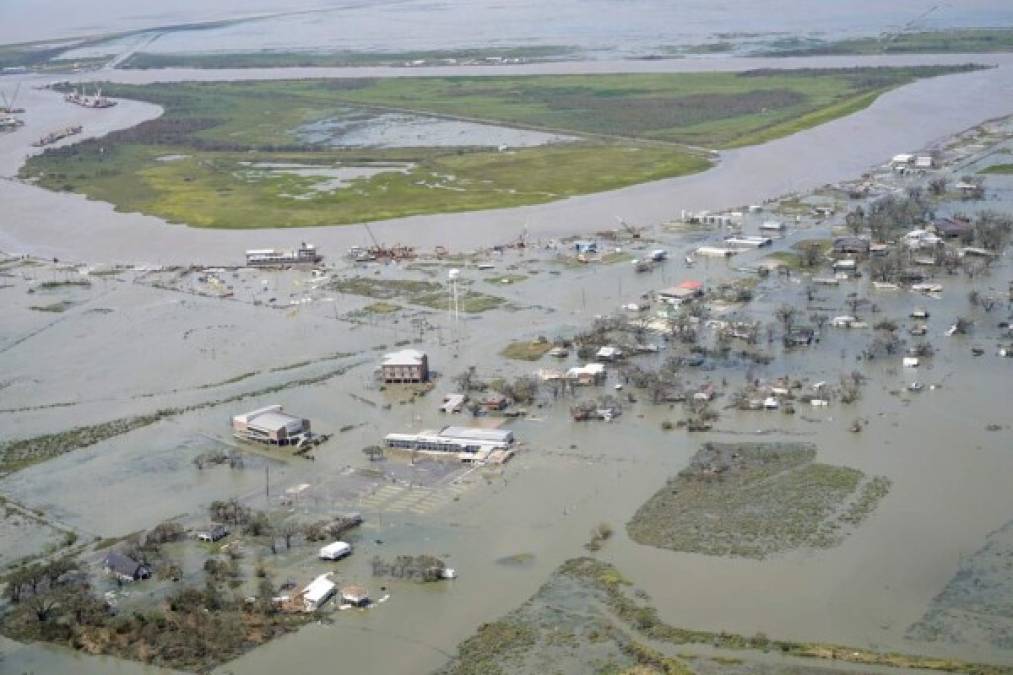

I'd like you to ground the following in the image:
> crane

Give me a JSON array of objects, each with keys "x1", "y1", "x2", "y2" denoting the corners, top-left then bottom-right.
[{"x1": 1, "y1": 83, "x2": 24, "y2": 114}]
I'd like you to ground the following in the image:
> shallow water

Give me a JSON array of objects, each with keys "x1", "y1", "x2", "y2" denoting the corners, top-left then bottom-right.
[
  {"x1": 21, "y1": 0, "x2": 1013, "y2": 60},
  {"x1": 296, "y1": 110, "x2": 575, "y2": 148}
]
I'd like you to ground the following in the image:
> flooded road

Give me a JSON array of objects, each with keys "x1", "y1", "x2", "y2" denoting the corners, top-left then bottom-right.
[{"x1": 2, "y1": 53, "x2": 1013, "y2": 265}]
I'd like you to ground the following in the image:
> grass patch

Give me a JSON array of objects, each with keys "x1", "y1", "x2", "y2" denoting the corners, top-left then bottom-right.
[
  {"x1": 981, "y1": 163, "x2": 1013, "y2": 174},
  {"x1": 762, "y1": 251, "x2": 802, "y2": 270},
  {"x1": 501, "y1": 340, "x2": 553, "y2": 361},
  {"x1": 363, "y1": 301, "x2": 401, "y2": 314},
  {"x1": 329, "y1": 276, "x2": 504, "y2": 313},
  {"x1": 33, "y1": 279, "x2": 91, "y2": 290},
  {"x1": 120, "y1": 45, "x2": 578, "y2": 69},
  {"x1": 766, "y1": 28, "x2": 1013, "y2": 57},
  {"x1": 561, "y1": 557, "x2": 1004, "y2": 673},
  {"x1": 28, "y1": 301, "x2": 74, "y2": 313},
  {"x1": 626, "y1": 442, "x2": 887, "y2": 558},
  {"x1": 485, "y1": 274, "x2": 527, "y2": 285}
]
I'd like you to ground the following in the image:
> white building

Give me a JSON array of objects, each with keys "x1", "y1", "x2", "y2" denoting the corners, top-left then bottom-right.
[
  {"x1": 301, "y1": 574, "x2": 336, "y2": 612},
  {"x1": 384, "y1": 426, "x2": 514, "y2": 457}
]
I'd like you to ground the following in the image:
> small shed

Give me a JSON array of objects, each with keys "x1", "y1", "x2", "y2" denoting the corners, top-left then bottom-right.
[
  {"x1": 301, "y1": 574, "x2": 336, "y2": 612},
  {"x1": 340, "y1": 584, "x2": 370, "y2": 608}
]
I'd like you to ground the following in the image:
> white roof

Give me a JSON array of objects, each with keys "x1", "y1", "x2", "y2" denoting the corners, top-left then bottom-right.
[
  {"x1": 892, "y1": 154, "x2": 914, "y2": 163},
  {"x1": 303, "y1": 574, "x2": 336, "y2": 603},
  {"x1": 440, "y1": 426, "x2": 514, "y2": 444},
  {"x1": 233, "y1": 405, "x2": 304, "y2": 433},
  {"x1": 320, "y1": 541, "x2": 351, "y2": 556},
  {"x1": 383, "y1": 349, "x2": 427, "y2": 367}
]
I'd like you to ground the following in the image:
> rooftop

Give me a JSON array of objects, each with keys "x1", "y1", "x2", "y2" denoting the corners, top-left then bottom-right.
[{"x1": 383, "y1": 349, "x2": 427, "y2": 367}]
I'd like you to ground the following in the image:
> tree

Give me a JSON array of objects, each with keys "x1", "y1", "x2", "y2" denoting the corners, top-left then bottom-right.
[
  {"x1": 452, "y1": 366, "x2": 479, "y2": 392},
  {"x1": 928, "y1": 176, "x2": 947, "y2": 196},
  {"x1": 362, "y1": 445, "x2": 384, "y2": 462},
  {"x1": 844, "y1": 206, "x2": 865, "y2": 235},
  {"x1": 775, "y1": 305, "x2": 797, "y2": 333},
  {"x1": 797, "y1": 241, "x2": 824, "y2": 268}
]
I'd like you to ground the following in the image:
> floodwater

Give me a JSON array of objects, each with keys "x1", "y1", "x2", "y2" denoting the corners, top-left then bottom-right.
[
  {"x1": 2, "y1": 153, "x2": 1013, "y2": 675},
  {"x1": 3, "y1": 53, "x2": 1013, "y2": 265},
  {"x1": 21, "y1": 0, "x2": 1013, "y2": 60},
  {"x1": 296, "y1": 110, "x2": 575, "y2": 148},
  {"x1": 2, "y1": 42, "x2": 1013, "y2": 675}
]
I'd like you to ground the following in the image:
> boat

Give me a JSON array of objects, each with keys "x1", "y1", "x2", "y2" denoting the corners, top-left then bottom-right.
[{"x1": 64, "y1": 86, "x2": 117, "y2": 109}]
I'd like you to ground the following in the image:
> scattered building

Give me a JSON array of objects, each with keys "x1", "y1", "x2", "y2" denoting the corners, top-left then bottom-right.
[
  {"x1": 319, "y1": 541, "x2": 353, "y2": 561},
  {"x1": 784, "y1": 327, "x2": 815, "y2": 347},
  {"x1": 479, "y1": 392, "x2": 509, "y2": 411},
  {"x1": 440, "y1": 393, "x2": 466, "y2": 413},
  {"x1": 833, "y1": 237, "x2": 870, "y2": 256},
  {"x1": 933, "y1": 218, "x2": 973, "y2": 239},
  {"x1": 384, "y1": 426, "x2": 514, "y2": 459},
  {"x1": 340, "y1": 585, "x2": 370, "y2": 608},
  {"x1": 596, "y1": 346, "x2": 623, "y2": 361},
  {"x1": 566, "y1": 363, "x2": 607, "y2": 385},
  {"x1": 102, "y1": 552, "x2": 151, "y2": 583},
  {"x1": 232, "y1": 405, "x2": 313, "y2": 446},
  {"x1": 245, "y1": 243, "x2": 321, "y2": 267},
  {"x1": 724, "y1": 235, "x2": 772, "y2": 248},
  {"x1": 573, "y1": 240, "x2": 598, "y2": 255},
  {"x1": 382, "y1": 349, "x2": 429, "y2": 384},
  {"x1": 759, "y1": 220, "x2": 786, "y2": 232},
  {"x1": 300, "y1": 574, "x2": 336, "y2": 612},
  {"x1": 657, "y1": 280, "x2": 704, "y2": 304},
  {"x1": 196, "y1": 524, "x2": 229, "y2": 543}
]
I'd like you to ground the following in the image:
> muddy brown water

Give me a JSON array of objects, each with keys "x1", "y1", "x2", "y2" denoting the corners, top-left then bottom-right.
[{"x1": 1, "y1": 58, "x2": 1013, "y2": 675}]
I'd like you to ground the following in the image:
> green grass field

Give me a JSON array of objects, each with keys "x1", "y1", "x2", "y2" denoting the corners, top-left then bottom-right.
[
  {"x1": 23, "y1": 66, "x2": 975, "y2": 228},
  {"x1": 119, "y1": 46, "x2": 577, "y2": 69},
  {"x1": 766, "y1": 28, "x2": 1013, "y2": 57}
]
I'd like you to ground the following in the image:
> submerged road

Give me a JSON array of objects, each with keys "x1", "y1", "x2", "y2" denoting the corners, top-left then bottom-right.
[{"x1": 1, "y1": 53, "x2": 1012, "y2": 265}]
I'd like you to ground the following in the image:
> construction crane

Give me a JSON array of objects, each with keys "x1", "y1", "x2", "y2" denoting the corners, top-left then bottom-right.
[
  {"x1": 0, "y1": 83, "x2": 25, "y2": 114},
  {"x1": 616, "y1": 216, "x2": 643, "y2": 239}
]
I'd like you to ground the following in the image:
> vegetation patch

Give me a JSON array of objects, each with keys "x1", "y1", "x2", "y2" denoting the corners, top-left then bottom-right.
[
  {"x1": 980, "y1": 163, "x2": 1013, "y2": 174},
  {"x1": 908, "y1": 518, "x2": 1013, "y2": 651},
  {"x1": 22, "y1": 67, "x2": 974, "y2": 228},
  {"x1": 500, "y1": 339, "x2": 553, "y2": 361},
  {"x1": 329, "y1": 276, "x2": 504, "y2": 313},
  {"x1": 439, "y1": 557, "x2": 1004, "y2": 674},
  {"x1": 120, "y1": 45, "x2": 579, "y2": 69},
  {"x1": 765, "y1": 28, "x2": 1013, "y2": 57},
  {"x1": 626, "y1": 443, "x2": 889, "y2": 558},
  {"x1": 28, "y1": 301, "x2": 75, "y2": 313}
]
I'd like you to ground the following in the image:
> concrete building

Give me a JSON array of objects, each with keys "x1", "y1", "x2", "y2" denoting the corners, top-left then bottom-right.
[
  {"x1": 382, "y1": 349, "x2": 429, "y2": 384},
  {"x1": 384, "y1": 426, "x2": 514, "y2": 458},
  {"x1": 232, "y1": 405, "x2": 311, "y2": 446}
]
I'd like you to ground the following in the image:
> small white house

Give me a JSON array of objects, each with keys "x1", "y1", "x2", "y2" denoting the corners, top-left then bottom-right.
[
  {"x1": 596, "y1": 346, "x2": 623, "y2": 361},
  {"x1": 319, "y1": 541, "x2": 352, "y2": 561},
  {"x1": 301, "y1": 574, "x2": 336, "y2": 612}
]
